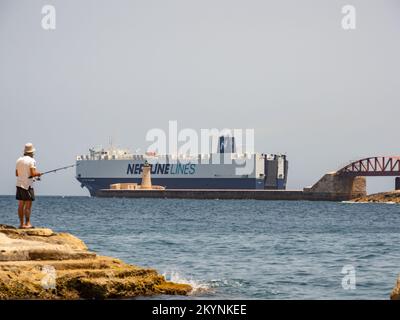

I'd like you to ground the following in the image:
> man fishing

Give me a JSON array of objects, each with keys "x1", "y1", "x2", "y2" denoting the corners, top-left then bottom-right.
[{"x1": 15, "y1": 143, "x2": 41, "y2": 229}]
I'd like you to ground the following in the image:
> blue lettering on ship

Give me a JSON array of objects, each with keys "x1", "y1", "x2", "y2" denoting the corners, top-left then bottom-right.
[{"x1": 127, "y1": 163, "x2": 196, "y2": 175}]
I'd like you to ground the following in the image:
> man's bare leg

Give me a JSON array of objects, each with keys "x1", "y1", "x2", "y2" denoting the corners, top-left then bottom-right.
[
  {"x1": 18, "y1": 200, "x2": 25, "y2": 228},
  {"x1": 24, "y1": 201, "x2": 32, "y2": 228}
]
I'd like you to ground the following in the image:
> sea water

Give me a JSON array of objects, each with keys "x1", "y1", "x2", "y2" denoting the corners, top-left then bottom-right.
[{"x1": 1, "y1": 196, "x2": 399, "y2": 299}]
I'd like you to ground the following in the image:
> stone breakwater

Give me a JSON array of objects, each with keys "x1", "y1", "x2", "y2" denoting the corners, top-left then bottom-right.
[{"x1": 0, "y1": 224, "x2": 191, "y2": 299}]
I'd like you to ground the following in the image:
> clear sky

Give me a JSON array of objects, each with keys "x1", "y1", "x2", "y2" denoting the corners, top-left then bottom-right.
[{"x1": 0, "y1": 0, "x2": 399, "y2": 196}]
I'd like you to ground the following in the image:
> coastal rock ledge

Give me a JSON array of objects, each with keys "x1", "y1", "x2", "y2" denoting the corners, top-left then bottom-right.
[
  {"x1": 391, "y1": 277, "x2": 400, "y2": 300},
  {"x1": 351, "y1": 191, "x2": 400, "y2": 203},
  {"x1": 0, "y1": 224, "x2": 191, "y2": 299}
]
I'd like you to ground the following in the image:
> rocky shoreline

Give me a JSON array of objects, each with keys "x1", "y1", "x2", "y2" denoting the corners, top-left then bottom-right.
[
  {"x1": 0, "y1": 224, "x2": 191, "y2": 299},
  {"x1": 350, "y1": 191, "x2": 400, "y2": 204}
]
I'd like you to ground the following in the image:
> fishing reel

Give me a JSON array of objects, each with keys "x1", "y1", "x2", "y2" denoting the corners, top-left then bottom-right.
[{"x1": 28, "y1": 176, "x2": 41, "y2": 181}]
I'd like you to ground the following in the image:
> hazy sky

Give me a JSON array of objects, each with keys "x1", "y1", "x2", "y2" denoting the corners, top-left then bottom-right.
[{"x1": 0, "y1": 0, "x2": 399, "y2": 196}]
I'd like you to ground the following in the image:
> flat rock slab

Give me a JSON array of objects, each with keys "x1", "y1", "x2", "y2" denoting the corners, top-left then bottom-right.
[
  {"x1": 0, "y1": 225, "x2": 54, "y2": 237},
  {"x1": 24, "y1": 228, "x2": 54, "y2": 236},
  {"x1": 0, "y1": 233, "x2": 95, "y2": 261},
  {"x1": 0, "y1": 225, "x2": 87, "y2": 251}
]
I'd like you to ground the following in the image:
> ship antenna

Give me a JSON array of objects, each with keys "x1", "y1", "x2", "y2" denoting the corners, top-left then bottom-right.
[{"x1": 109, "y1": 136, "x2": 114, "y2": 151}]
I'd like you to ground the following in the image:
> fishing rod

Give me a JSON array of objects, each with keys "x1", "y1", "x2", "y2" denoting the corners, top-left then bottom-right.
[{"x1": 29, "y1": 164, "x2": 78, "y2": 179}]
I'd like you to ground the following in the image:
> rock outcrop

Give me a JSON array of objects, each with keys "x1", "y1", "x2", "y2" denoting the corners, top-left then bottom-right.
[
  {"x1": 391, "y1": 276, "x2": 400, "y2": 300},
  {"x1": 351, "y1": 191, "x2": 400, "y2": 203},
  {"x1": 0, "y1": 224, "x2": 191, "y2": 299}
]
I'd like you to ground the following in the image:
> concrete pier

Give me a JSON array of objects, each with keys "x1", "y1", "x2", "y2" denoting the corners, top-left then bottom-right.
[
  {"x1": 95, "y1": 188, "x2": 360, "y2": 201},
  {"x1": 95, "y1": 172, "x2": 367, "y2": 201}
]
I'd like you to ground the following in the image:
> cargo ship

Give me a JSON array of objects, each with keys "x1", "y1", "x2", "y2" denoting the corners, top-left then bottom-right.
[{"x1": 76, "y1": 136, "x2": 288, "y2": 196}]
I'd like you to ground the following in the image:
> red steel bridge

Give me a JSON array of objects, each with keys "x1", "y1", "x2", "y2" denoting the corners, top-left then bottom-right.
[{"x1": 337, "y1": 156, "x2": 400, "y2": 177}]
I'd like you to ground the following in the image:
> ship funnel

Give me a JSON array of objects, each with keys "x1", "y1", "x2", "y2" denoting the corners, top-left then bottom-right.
[{"x1": 218, "y1": 136, "x2": 236, "y2": 153}]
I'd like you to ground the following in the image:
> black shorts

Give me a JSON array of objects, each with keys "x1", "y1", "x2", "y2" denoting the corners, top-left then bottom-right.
[{"x1": 16, "y1": 187, "x2": 35, "y2": 201}]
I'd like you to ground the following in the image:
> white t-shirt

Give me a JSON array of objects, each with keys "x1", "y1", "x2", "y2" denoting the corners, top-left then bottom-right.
[{"x1": 16, "y1": 156, "x2": 36, "y2": 190}]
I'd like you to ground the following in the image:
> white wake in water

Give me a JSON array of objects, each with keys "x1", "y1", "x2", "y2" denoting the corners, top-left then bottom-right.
[
  {"x1": 162, "y1": 271, "x2": 212, "y2": 295},
  {"x1": 341, "y1": 200, "x2": 397, "y2": 204}
]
